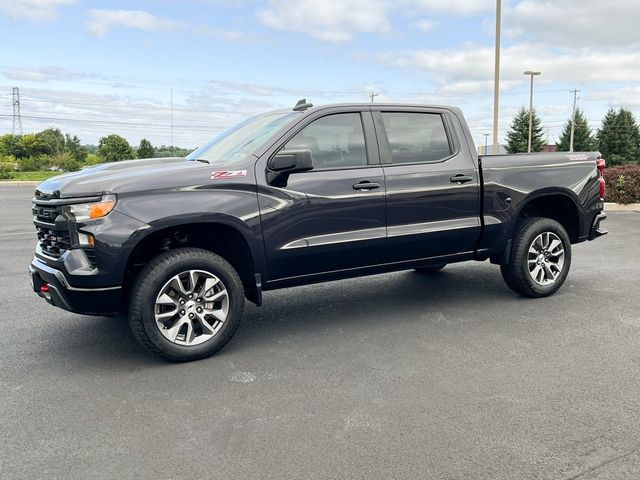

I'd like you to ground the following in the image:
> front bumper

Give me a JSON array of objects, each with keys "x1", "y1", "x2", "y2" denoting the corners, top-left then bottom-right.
[
  {"x1": 29, "y1": 257, "x2": 122, "y2": 316},
  {"x1": 588, "y1": 212, "x2": 608, "y2": 240}
]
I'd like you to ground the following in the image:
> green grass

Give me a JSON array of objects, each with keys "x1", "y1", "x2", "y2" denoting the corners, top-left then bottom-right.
[{"x1": 4, "y1": 171, "x2": 63, "y2": 181}]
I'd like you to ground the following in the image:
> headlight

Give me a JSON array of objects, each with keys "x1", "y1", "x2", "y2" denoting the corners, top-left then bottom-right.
[{"x1": 65, "y1": 194, "x2": 117, "y2": 222}]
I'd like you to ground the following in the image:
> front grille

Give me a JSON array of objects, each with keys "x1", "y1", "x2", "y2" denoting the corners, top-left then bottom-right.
[
  {"x1": 33, "y1": 204, "x2": 60, "y2": 223},
  {"x1": 32, "y1": 201, "x2": 71, "y2": 259},
  {"x1": 32, "y1": 194, "x2": 98, "y2": 267},
  {"x1": 35, "y1": 225, "x2": 72, "y2": 258}
]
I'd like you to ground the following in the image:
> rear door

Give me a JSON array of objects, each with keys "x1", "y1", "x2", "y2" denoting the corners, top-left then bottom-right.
[
  {"x1": 257, "y1": 108, "x2": 387, "y2": 281},
  {"x1": 372, "y1": 107, "x2": 481, "y2": 263}
]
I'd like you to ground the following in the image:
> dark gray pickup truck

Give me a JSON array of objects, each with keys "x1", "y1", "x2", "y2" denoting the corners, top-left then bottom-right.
[{"x1": 29, "y1": 101, "x2": 608, "y2": 361}]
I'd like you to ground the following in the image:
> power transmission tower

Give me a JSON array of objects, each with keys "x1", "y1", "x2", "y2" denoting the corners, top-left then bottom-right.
[
  {"x1": 569, "y1": 89, "x2": 580, "y2": 153},
  {"x1": 369, "y1": 92, "x2": 378, "y2": 103},
  {"x1": 12, "y1": 87, "x2": 23, "y2": 135}
]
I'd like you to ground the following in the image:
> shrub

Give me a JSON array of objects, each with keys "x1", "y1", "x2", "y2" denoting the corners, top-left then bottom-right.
[
  {"x1": 52, "y1": 151, "x2": 81, "y2": 172},
  {"x1": 604, "y1": 165, "x2": 640, "y2": 204},
  {"x1": 85, "y1": 153, "x2": 102, "y2": 166},
  {"x1": 0, "y1": 163, "x2": 14, "y2": 179},
  {"x1": 17, "y1": 154, "x2": 53, "y2": 171}
]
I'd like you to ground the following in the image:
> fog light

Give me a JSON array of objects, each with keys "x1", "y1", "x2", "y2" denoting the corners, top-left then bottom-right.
[{"x1": 78, "y1": 232, "x2": 95, "y2": 247}]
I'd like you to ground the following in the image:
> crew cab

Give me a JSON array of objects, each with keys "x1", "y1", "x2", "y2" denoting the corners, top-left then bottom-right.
[{"x1": 29, "y1": 101, "x2": 608, "y2": 361}]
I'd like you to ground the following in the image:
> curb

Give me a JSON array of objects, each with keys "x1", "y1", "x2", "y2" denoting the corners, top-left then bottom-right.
[
  {"x1": 604, "y1": 202, "x2": 640, "y2": 212},
  {"x1": 0, "y1": 181, "x2": 41, "y2": 186}
]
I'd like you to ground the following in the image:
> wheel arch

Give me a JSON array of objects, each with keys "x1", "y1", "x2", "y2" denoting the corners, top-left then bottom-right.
[
  {"x1": 513, "y1": 188, "x2": 583, "y2": 243},
  {"x1": 122, "y1": 217, "x2": 262, "y2": 306}
]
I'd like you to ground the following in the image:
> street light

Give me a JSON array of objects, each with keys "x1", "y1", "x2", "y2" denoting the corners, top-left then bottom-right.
[
  {"x1": 523, "y1": 70, "x2": 541, "y2": 153},
  {"x1": 492, "y1": 0, "x2": 501, "y2": 154}
]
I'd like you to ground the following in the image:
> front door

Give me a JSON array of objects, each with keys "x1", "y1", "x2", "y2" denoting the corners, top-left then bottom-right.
[{"x1": 257, "y1": 110, "x2": 387, "y2": 282}]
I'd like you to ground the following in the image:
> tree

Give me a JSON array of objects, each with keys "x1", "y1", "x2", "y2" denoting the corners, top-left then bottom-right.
[
  {"x1": 52, "y1": 151, "x2": 81, "y2": 172},
  {"x1": 597, "y1": 108, "x2": 640, "y2": 165},
  {"x1": 37, "y1": 128, "x2": 65, "y2": 156},
  {"x1": 96, "y1": 134, "x2": 135, "y2": 163},
  {"x1": 17, "y1": 133, "x2": 52, "y2": 159},
  {"x1": 505, "y1": 107, "x2": 545, "y2": 153},
  {"x1": 155, "y1": 145, "x2": 194, "y2": 158},
  {"x1": 137, "y1": 138, "x2": 155, "y2": 159},
  {"x1": 64, "y1": 134, "x2": 88, "y2": 162},
  {"x1": 557, "y1": 108, "x2": 595, "y2": 152},
  {"x1": 0, "y1": 134, "x2": 21, "y2": 157}
]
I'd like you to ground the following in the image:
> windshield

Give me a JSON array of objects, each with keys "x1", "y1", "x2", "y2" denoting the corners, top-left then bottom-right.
[{"x1": 187, "y1": 111, "x2": 300, "y2": 164}]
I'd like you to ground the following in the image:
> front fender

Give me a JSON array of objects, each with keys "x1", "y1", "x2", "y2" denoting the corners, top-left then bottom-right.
[{"x1": 114, "y1": 187, "x2": 266, "y2": 278}]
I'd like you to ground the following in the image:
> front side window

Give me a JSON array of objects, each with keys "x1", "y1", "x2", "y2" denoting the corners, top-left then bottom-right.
[
  {"x1": 283, "y1": 113, "x2": 368, "y2": 169},
  {"x1": 380, "y1": 112, "x2": 452, "y2": 164}
]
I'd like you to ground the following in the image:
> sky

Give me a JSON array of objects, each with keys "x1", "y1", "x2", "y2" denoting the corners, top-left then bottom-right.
[{"x1": 1, "y1": 0, "x2": 639, "y2": 149}]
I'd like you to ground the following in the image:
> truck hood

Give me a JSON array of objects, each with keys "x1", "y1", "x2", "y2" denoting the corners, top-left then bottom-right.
[{"x1": 35, "y1": 157, "x2": 202, "y2": 198}]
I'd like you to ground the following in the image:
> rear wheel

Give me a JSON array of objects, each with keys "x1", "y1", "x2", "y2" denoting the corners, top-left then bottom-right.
[
  {"x1": 414, "y1": 263, "x2": 446, "y2": 273},
  {"x1": 128, "y1": 247, "x2": 244, "y2": 361},
  {"x1": 500, "y1": 217, "x2": 571, "y2": 297}
]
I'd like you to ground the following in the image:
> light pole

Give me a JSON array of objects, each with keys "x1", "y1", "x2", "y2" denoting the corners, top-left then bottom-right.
[
  {"x1": 492, "y1": 0, "x2": 501, "y2": 154},
  {"x1": 569, "y1": 89, "x2": 580, "y2": 152},
  {"x1": 483, "y1": 133, "x2": 490, "y2": 154},
  {"x1": 523, "y1": 70, "x2": 541, "y2": 153}
]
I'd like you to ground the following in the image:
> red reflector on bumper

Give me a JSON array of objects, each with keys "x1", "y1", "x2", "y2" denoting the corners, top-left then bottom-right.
[{"x1": 40, "y1": 284, "x2": 50, "y2": 293}]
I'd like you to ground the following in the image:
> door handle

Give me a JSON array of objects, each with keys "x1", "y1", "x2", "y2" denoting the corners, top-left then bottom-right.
[
  {"x1": 449, "y1": 174, "x2": 474, "y2": 184},
  {"x1": 353, "y1": 181, "x2": 381, "y2": 191}
]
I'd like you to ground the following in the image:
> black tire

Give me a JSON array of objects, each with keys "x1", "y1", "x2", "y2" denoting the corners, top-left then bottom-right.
[
  {"x1": 500, "y1": 217, "x2": 572, "y2": 298},
  {"x1": 414, "y1": 263, "x2": 447, "y2": 273},
  {"x1": 128, "y1": 247, "x2": 244, "y2": 361}
]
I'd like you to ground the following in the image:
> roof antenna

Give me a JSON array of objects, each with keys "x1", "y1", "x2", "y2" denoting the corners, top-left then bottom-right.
[{"x1": 293, "y1": 98, "x2": 313, "y2": 111}]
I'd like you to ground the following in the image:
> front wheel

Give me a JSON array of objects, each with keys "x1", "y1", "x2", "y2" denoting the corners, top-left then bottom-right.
[
  {"x1": 500, "y1": 217, "x2": 572, "y2": 298},
  {"x1": 128, "y1": 248, "x2": 245, "y2": 361}
]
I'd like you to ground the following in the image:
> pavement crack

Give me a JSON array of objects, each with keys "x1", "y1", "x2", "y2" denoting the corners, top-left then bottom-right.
[{"x1": 564, "y1": 447, "x2": 638, "y2": 480}]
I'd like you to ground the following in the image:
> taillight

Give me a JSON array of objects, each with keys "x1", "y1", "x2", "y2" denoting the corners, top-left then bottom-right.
[{"x1": 597, "y1": 158, "x2": 606, "y2": 200}]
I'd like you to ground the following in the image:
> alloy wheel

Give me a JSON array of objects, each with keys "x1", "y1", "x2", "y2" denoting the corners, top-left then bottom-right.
[
  {"x1": 527, "y1": 232, "x2": 565, "y2": 286},
  {"x1": 154, "y1": 269, "x2": 229, "y2": 346}
]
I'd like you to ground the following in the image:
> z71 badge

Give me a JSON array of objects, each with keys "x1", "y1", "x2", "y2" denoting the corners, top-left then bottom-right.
[{"x1": 211, "y1": 170, "x2": 247, "y2": 179}]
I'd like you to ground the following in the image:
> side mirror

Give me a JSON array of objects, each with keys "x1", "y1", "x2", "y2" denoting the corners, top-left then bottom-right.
[{"x1": 268, "y1": 150, "x2": 313, "y2": 173}]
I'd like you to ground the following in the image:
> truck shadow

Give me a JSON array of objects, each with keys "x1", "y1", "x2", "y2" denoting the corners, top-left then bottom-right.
[
  {"x1": 46, "y1": 264, "x2": 519, "y2": 367},
  {"x1": 223, "y1": 265, "x2": 519, "y2": 352}
]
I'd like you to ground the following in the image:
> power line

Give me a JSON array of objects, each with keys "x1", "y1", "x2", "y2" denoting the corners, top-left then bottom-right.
[
  {"x1": 0, "y1": 66, "x2": 598, "y2": 98},
  {"x1": 10, "y1": 95, "x2": 260, "y2": 115},
  {"x1": 0, "y1": 113, "x2": 231, "y2": 132}
]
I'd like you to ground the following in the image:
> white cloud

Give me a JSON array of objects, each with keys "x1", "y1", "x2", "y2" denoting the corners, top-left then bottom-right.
[
  {"x1": 410, "y1": 0, "x2": 493, "y2": 15},
  {"x1": 86, "y1": 9, "x2": 186, "y2": 37},
  {"x1": 0, "y1": 0, "x2": 76, "y2": 22},
  {"x1": 587, "y1": 86, "x2": 640, "y2": 110},
  {"x1": 257, "y1": 0, "x2": 391, "y2": 43},
  {"x1": 508, "y1": 0, "x2": 640, "y2": 48},
  {"x1": 85, "y1": 9, "x2": 254, "y2": 43},
  {"x1": 257, "y1": 0, "x2": 491, "y2": 43},
  {"x1": 382, "y1": 44, "x2": 640, "y2": 91}
]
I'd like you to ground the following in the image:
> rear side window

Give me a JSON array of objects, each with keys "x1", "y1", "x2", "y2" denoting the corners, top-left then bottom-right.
[
  {"x1": 283, "y1": 113, "x2": 368, "y2": 169},
  {"x1": 380, "y1": 112, "x2": 452, "y2": 164}
]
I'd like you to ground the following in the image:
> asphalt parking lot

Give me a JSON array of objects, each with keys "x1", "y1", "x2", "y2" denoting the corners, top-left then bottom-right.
[{"x1": 1, "y1": 183, "x2": 639, "y2": 480}]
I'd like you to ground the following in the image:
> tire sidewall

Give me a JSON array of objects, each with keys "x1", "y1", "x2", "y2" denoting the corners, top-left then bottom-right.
[
  {"x1": 515, "y1": 219, "x2": 572, "y2": 296},
  {"x1": 134, "y1": 249, "x2": 244, "y2": 360}
]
